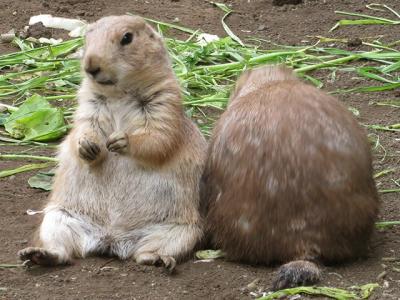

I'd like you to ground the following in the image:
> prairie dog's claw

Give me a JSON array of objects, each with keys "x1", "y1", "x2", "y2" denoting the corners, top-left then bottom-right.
[
  {"x1": 78, "y1": 138, "x2": 101, "y2": 161},
  {"x1": 106, "y1": 132, "x2": 128, "y2": 153}
]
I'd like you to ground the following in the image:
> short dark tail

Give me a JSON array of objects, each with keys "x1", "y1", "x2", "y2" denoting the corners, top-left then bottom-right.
[{"x1": 272, "y1": 260, "x2": 321, "y2": 291}]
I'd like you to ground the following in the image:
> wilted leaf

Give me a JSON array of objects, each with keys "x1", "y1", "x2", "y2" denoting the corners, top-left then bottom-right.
[
  {"x1": 348, "y1": 106, "x2": 360, "y2": 117},
  {"x1": 28, "y1": 172, "x2": 54, "y2": 191},
  {"x1": 195, "y1": 249, "x2": 226, "y2": 260},
  {"x1": 258, "y1": 283, "x2": 379, "y2": 300}
]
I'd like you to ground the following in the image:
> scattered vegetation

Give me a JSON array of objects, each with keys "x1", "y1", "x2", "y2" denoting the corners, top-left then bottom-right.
[
  {"x1": 0, "y1": 3, "x2": 399, "y2": 298},
  {"x1": 258, "y1": 283, "x2": 379, "y2": 300}
]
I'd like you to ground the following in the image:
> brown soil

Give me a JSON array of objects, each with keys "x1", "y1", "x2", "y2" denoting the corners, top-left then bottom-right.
[{"x1": 0, "y1": 1, "x2": 399, "y2": 299}]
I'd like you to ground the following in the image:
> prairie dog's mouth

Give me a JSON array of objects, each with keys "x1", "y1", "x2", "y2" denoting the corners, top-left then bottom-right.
[{"x1": 96, "y1": 79, "x2": 116, "y2": 85}]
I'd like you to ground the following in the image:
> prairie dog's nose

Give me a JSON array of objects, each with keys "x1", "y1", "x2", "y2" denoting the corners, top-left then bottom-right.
[{"x1": 84, "y1": 55, "x2": 101, "y2": 77}]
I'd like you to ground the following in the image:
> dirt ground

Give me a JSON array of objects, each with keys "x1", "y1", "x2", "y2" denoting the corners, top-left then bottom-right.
[{"x1": 0, "y1": 0, "x2": 399, "y2": 299}]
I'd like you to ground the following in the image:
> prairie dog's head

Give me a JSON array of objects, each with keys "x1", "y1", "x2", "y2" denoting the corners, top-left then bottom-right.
[
  {"x1": 82, "y1": 15, "x2": 168, "y2": 92},
  {"x1": 230, "y1": 65, "x2": 298, "y2": 103}
]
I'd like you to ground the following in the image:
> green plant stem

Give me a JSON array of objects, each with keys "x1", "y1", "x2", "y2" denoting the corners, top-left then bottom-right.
[
  {"x1": 295, "y1": 54, "x2": 359, "y2": 73},
  {"x1": 0, "y1": 162, "x2": 55, "y2": 178},
  {"x1": 374, "y1": 168, "x2": 396, "y2": 179},
  {"x1": 376, "y1": 221, "x2": 400, "y2": 228},
  {"x1": 0, "y1": 264, "x2": 21, "y2": 269},
  {"x1": 379, "y1": 188, "x2": 400, "y2": 194},
  {"x1": 0, "y1": 154, "x2": 57, "y2": 162}
]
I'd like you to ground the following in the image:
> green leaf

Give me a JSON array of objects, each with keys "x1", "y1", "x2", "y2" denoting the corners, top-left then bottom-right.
[
  {"x1": 28, "y1": 172, "x2": 54, "y2": 191},
  {"x1": 4, "y1": 94, "x2": 66, "y2": 141},
  {"x1": 195, "y1": 249, "x2": 226, "y2": 260}
]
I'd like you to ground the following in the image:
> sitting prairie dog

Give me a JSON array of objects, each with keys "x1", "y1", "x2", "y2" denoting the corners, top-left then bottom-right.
[
  {"x1": 18, "y1": 15, "x2": 207, "y2": 271},
  {"x1": 200, "y1": 65, "x2": 379, "y2": 289}
]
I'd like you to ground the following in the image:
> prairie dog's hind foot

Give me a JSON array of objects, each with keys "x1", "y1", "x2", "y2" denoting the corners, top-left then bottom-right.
[
  {"x1": 18, "y1": 247, "x2": 66, "y2": 267},
  {"x1": 272, "y1": 260, "x2": 321, "y2": 291},
  {"x1": 135, "y1": 252, "x2": 176, "y2": 273}
]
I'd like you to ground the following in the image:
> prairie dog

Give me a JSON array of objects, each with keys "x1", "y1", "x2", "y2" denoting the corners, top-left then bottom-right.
[
  {"x1": 18, "y1": 15, "x2": 207, "y2": 271},
  {"x1": 200, "y1": 66, "x2": 379, "y2": 289}
]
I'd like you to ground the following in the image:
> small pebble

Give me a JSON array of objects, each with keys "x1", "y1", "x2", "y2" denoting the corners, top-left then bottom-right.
[
  {"x1": 257, "y1": 25, "x2": 266, "y2": 31},
  {"x1": 272, "y1": 0, "x2": 302, "y2": 6},
  {"x1": 58, "y1": 6, "x2": 70, "y2": 13},
  {"x1": 246, "y1": 278, "x2": 260, "y2": 291},
  {"x1": 347, "y1": 37, "x2": 362, "y2": 48},
  {"x1": 383, "y1": 280, "x2": 390, "y2": 288}
]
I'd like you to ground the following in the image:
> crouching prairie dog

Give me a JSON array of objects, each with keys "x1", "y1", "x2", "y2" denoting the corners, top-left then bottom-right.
[
  {"x1": 18, "y1": 15, "x2": 207, "y2": 271},
  {"x1": 200, "y1": 65, "x2": 379, "y2": 289}
]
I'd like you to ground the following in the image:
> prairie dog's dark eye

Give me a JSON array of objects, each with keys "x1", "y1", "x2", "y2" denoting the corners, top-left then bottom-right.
[{"x1": 120, "y1": 32, "x2": 133, "y2": 46}]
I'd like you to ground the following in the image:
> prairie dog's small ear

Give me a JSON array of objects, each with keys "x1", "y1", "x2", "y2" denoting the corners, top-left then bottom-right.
[{"x1": 145, "y1": 24, "x2": 160, "y2": 39}]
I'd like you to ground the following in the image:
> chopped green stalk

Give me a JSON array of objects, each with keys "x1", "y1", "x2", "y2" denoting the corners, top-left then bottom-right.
[
  {"x1": 376, "y1": 221, "x2": 400, "y2": 229},
  {"x1": 379, "y1": 188, "x2": 400, "y2": 194},
  {"x1": 0, "y1": 154, "x2": 57, "y2": 162},
  {"x1": 0, "y1": 264, "x2": 22, "y2": 269},
  {"x1": 0, "y1": 162, "x2": 55, "y2": 178},
  {"x1": 374, "y1": 168, "x2": 396, "y2": 179}
]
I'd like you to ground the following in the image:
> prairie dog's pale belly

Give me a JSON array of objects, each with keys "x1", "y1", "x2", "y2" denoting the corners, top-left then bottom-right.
[{"x1": 51, "y1": 148, "x2": 186, "y2": 228}]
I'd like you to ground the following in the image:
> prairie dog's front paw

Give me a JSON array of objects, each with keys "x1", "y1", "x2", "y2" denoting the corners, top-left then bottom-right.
[
  {"x1": 106, "y1": 132, "x2": 128, "y2": 153},
  {"x1": 78, "y1": 138, "x2": 101, "y2": 162}
]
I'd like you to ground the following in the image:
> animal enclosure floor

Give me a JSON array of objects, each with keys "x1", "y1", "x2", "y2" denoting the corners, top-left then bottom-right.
[{"x1": 0, "y1": 0, "x2": 399, "y2": 299}]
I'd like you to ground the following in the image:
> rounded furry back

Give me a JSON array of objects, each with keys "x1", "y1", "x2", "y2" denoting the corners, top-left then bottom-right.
[{"x1": 201, "y1": 65, "x2": 379, "y2": 265}]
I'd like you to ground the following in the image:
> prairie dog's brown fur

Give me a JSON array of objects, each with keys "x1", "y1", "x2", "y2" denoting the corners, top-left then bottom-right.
[
  {"x1": 18, "y1": 15, "x2": 207, "y2": 271},
  {"x1": 201, "y1": 65, "x2": 379, "y2": 289}
]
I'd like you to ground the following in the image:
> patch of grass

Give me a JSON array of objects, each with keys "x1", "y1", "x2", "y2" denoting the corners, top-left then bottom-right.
[
  {"x1": 0, "y1": 8, "x2": 399, "y2": 140},
  {"x1": 331, "y1": 4, "x2": 400, "y2": 31}
]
